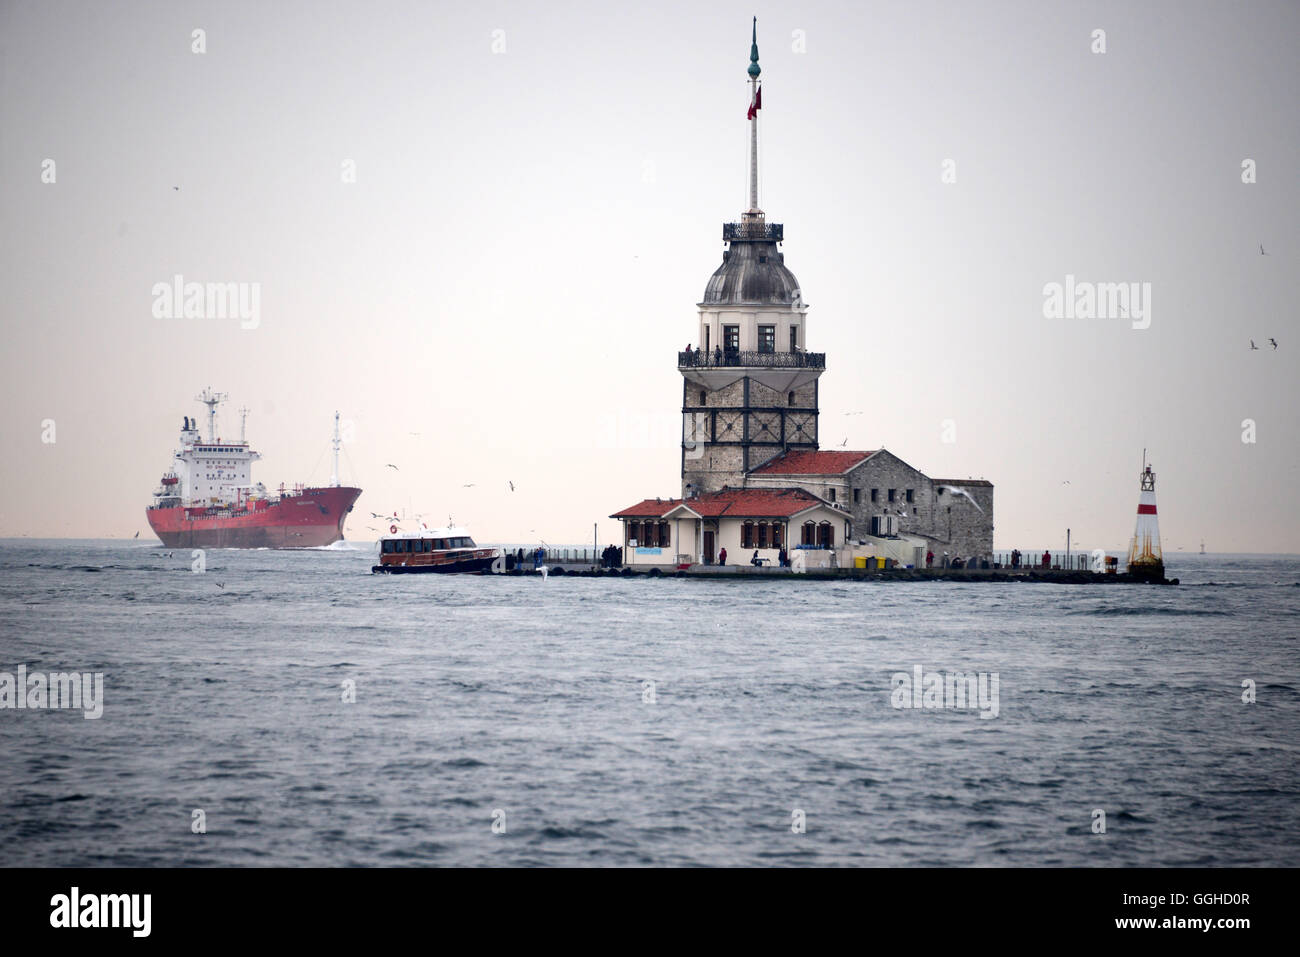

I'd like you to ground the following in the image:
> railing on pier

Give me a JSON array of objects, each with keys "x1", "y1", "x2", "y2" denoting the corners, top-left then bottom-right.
[
  {"x1": 500, "y1": 547, "x2": 598, "y2": 566},
  {"x1": 990, "y1": 551, "x2": 1109, "y2": 572},
  {"x1": 678, "y1": 350, "x2": 825, "y2": 370}
]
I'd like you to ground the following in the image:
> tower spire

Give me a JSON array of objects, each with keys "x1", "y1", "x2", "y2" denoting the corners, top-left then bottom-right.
[{"x1": 747, "y1": 17, "x2": 761, "y2": 214}]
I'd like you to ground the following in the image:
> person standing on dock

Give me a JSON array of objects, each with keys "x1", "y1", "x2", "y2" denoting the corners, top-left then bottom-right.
[
  {"x1": 778, "y1": 546, "x2": 788, "y2": 568},
  {"x1": 719, "y1": 546, "x2": 728, "y2": 566},
  {"x1": 926, "y1": 550, "x2": 934, "y2": 568},
  {"x1": 1041, "y1": 549, "x2": 1051, "y2": 568}
]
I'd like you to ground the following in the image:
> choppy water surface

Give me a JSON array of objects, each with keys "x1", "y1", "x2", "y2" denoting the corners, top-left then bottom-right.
[{"x1": 1, "y1": 540, "x2": 1297, "y2": 866}]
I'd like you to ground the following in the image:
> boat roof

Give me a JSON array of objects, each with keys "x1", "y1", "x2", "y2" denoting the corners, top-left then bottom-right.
[{"x1": 383, "y1": 526, "x2": 473, "y2": 539}]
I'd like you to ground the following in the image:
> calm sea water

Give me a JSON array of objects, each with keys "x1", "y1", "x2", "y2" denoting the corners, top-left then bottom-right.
[{"x1": 1, "y1": 540, "x2": 1297, "y2": 867}]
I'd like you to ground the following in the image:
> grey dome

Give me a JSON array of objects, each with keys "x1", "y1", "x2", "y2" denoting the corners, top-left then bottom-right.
[{"x1": 702, "y1": 233, "x2": 800, "y2": 305}]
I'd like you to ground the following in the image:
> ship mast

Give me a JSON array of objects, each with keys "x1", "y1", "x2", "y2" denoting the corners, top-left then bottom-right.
[
  {"x1": 330, "y1": 411, "x2": 341, "y2": 488},
  {"x1": 238, "y1": 407, "x2": 250, "y2": 444},
  {"x1": 196, "y1": 388, "x2": 228, "y2": 444}
]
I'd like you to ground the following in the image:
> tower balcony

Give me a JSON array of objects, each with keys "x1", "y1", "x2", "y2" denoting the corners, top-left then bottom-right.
[
  {"x1": 723, "y1": 221, "x2": 783, "y2": 242},
  {"x1": 678, "y1": 349, "x2": 825, "y2": 393},
  {"x1": 678, "y1": 349, "x2": 824, "y2": 370}
]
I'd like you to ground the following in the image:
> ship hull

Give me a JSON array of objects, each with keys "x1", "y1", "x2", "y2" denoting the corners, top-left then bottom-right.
[
  {"x1": 146, "y1": 486, "x2": 361, "y2": 549},
  {"x1": 370, "y1": 555, "x2": 498, "y2": 574},
  {"x1": 371, "y1": 549, "x2": 500, "y2": 574}
]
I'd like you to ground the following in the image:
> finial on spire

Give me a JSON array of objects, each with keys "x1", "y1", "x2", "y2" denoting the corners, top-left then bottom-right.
[{"x1": 748, "y1": 17, "x2": 761, "y2": 77}]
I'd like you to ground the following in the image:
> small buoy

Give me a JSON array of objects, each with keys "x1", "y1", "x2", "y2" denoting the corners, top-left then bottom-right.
[{"x1": 390, "y1": 524, "x2": 398, "y2": 534}]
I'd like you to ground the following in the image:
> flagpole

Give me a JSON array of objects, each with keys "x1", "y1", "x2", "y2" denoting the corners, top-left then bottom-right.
[
  {"x1": 748, "y1": 17, "x2": 761, "y2": 213},
  {"x1": 750, "y1": 76, "x2": 758, "y2": 211}
]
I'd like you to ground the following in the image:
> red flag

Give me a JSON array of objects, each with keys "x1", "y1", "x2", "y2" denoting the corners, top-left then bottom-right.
[{"x1": 747, "y1": 86, "x2": 762, "y2": 120}]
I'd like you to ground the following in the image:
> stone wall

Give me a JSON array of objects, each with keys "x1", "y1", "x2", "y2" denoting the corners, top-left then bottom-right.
[
  {"x1": 745, "y1": 448, "x2": 995, "y2": 562},
  {"x1": 681, "y1": 376, "x2": 819, "y2": 495}
]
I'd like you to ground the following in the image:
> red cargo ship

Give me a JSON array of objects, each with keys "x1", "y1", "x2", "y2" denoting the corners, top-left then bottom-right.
[{"x1": 146, "y1": 389, "x2": 361, "y2": 548}]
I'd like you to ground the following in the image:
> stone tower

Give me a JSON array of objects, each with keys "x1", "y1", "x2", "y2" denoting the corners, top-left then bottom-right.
[{"x1": 680, "y1": 19, "x2": 825, "y2": 497}]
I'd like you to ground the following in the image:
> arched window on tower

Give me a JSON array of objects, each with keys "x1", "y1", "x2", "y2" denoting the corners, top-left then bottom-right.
[
  {"x1": 700, "y1": 390, "x2": 707, "y2": 405},
  {"x1": 788, "y1": 391, "x2": 795, "y2": 406}
]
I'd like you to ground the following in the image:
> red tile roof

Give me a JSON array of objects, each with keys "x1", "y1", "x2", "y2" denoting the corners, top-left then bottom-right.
[
  {"x1": 610, "y1": 497, "x2": 684, "y2": 518},
  {"x1": 932, "y1": 478, "x2": 993, "y2": 488},
  {"x1": 611, "y1": 487, "x2": 836, "y2": 520},
  {"x1": 749, "y1": 449, "x2": 877, "y2": 475}
]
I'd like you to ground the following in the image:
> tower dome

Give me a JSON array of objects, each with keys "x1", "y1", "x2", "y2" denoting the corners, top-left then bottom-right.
[{"x1": 702, "y1": 220, "x2": 800, "y2": 305}]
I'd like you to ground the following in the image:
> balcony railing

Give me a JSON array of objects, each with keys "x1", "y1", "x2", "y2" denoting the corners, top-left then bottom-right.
[
  {"x1": 722, "y1": 222, "x2": 783, "y2": 242},
  {"x1": 678, "y1": 350, "x2": 825, "y2": 369}
]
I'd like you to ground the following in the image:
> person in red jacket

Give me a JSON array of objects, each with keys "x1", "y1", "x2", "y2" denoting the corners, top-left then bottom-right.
[
  {"x1": 1042, "y1": 549, "x2": 1051, "y2": 568},
  {"x1": 719, "y1": 547, "x2": 728, "y2": 566}
]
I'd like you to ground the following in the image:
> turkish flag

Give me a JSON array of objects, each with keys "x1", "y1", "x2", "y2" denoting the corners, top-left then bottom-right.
[{"x1": 747, "y1": 86, "x2": 762, "y2": 120}]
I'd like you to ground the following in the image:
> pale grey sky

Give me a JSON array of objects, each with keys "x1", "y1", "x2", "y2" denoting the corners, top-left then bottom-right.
[{"x1": 2, "y1": 0, "x2": 1296, "y2": 551}]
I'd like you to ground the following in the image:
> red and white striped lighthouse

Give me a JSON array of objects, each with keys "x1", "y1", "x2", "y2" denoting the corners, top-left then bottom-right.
[{"x1": 1126, "y1": 460, "x2": 1165, "y2": 581}]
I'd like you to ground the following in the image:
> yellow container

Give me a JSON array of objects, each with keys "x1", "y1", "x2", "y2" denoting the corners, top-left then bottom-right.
[
  {"x1": 876, "y1": 557, "x2": 886, "y2": 569},
  {"x1": 854, "y1": 556, "x2": 867, "y2": 569}
]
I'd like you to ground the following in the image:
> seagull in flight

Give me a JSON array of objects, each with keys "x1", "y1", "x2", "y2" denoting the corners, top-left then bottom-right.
[
  {"x1": 937, "y1": 485, "x2": 984, "y2": 513},
  {"x1": 1260, "y1": 243, "x2": 1268, "y2": 255},
  {"x1": 462, "y1": 483, "x2": 476, "y2": 487},
  {"x1": 1250, "y1": 340, "x2": 1260, "y2": 350},
  {"x1": 508, "y1": 481, "x2": 515, "y2": 492},
  {"x1": 1270, "y1": 338, "x2": 1278, "y2": 350},
  {"x1": 133, "y1": 531, "x2": 140, "y2": 538},
  {"x1": 385, "y1": 463, "x2": 399, "y2": 470}
]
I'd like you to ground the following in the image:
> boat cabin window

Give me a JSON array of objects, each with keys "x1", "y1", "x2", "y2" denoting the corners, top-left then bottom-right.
[
  {"x1": 422, "y1": 539, "x2": 432, "y2": 552},
  {"x1": 382, "y1": 540, "x2": 396, "y2": 553}
]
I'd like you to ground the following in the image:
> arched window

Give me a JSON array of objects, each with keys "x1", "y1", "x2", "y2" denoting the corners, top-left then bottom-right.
[
  {"x1": 771, "y1": 524, "x2": 783, "y2": 549},
  {"x1": 658, "y1": 521, "x2": 670, "y2": 548},
  {"x1": 742, "y1": 522, "x2": 754, "y2": 549},
  {"x1": 700, "y1": 390, "x2": 707, "y2": 405},
  {"x1": 757, "y1": 523, "x2": 768, "y2": 549},
  {"x1": 802, "y1": 521, "x2": 816, "y2": 546},
  {"x1": 788, "y1": 391, "x2": 795, "y2": 406},
  {"x1": 818, "y1": 521, "x2": 834, "y2": 549}
]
